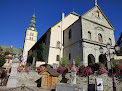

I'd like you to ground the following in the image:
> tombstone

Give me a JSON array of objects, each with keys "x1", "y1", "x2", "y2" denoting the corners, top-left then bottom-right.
[
  {"x1": 7, "y1": 53, "x2": 19, "y2": 87},
  {"x1": 53, "y1": 63, "x2": 58, "y2": 69},
  {"x1": 71, "y1": 59, "x2": 76, "y2": 84},
  {"x1": 95, "y1": 78, "x2": 103, "y2": 91},
  {"x1": 32, "y1": 56, "x2": 35, "y2": 66}
]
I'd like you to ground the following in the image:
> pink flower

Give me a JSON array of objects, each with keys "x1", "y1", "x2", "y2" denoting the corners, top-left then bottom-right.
[
  {"x1": 99, "y1": 66, "x2": 107, "y2": 74},
  {"x1": 76, "y1": 67, "x2": 79, "y2": 74},
  {"x1": 17, "y1": 66, "x2": 22, "y2": 72}
]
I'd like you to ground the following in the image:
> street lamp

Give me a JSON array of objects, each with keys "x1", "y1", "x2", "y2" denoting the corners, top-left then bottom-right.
[{"x1": 99, "y1": 43, "x2": 120, "y2": 91}]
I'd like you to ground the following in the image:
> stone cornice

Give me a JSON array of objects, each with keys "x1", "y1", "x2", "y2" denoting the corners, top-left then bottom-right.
[
  {"x1": 82, "y1": 38, "x2": 114, "y2": 49},
  {"x1": 64, "y1": 38, "x2": 114, "y2": 49}
]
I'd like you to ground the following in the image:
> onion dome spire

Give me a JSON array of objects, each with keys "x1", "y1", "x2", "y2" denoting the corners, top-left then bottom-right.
[{"x1": 28, "y1": 10, "x2": 36, "y2": 31}]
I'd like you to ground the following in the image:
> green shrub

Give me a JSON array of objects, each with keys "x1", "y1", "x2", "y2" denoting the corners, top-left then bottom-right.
[
  {"x1": 75, "y1": 54, "x2": 81, "y2": 66},
  {"x1": 60, "y1": 57, "x2": 69, "y2": 67}
]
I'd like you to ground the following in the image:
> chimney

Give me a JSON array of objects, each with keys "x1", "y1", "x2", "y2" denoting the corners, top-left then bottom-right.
[
  {"x1": 62, "y1": 13, "x2": 65, "y2": 22},
  {"x1": 10, "y1": 44, "x2": 13, "y2": 48}
]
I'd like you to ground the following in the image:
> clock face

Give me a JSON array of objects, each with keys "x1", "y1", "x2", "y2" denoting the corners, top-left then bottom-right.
[{"x1": 31, "y1": 27, "x2": 34, "y2": 30}]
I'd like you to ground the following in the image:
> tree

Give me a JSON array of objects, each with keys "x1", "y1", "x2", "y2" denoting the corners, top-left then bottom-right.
[
  {"x1": 0, "y1": 54, "x2": 6, "y2": 67},
  {"x1": 27, "y1": 53, "x2": 33, "y2": 64}
]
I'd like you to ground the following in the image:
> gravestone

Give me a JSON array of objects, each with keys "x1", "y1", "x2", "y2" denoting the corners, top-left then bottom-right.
[
  {"x1": 32, "y1": 56, "x2": 35, "y2": 66},
  {"x1": 53, "y1": 63, "x2": 58, "y2": 69},
  {"x1": 7, "y1": 53, "x2": 19, "y2": 87},
  {"x1": 71, "y1": 60, "x2": 76, "y2": 84}
]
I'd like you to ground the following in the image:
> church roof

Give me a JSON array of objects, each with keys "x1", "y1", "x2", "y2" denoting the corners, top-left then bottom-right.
[{"x1": 0, "y1": 44, "x2": 22, "y2": 55}]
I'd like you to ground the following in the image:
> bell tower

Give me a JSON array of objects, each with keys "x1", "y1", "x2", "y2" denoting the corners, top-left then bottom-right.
[{"x1": 23, "y1": 12, "x2": 38, "y2": 58}]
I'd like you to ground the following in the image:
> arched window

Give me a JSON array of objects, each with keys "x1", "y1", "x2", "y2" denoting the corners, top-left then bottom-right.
[
  {"x1": 88, "y1": 31, "x2": 91, "y2": 39},
  {"x1": 69, "y1": 53, "x2": 71, "y2": 60},
  {"x1": 56, "y1": 41, "x2": 60, "y2": 48},
  {"x1": 88, "y1": 54, "x2": 95, "y2": 66},
  {"x1": 30, "y1": 33, "x2": 32, "y2": 36},
  {"x1": 32, "y1": 37, "x2": 33, "y2": 40},
  {"x1": 69, "y1": 29, "x2": 72, "y2": 39},
  {"x1": 56, "y1": 55, "x2": 60, "y2": 61},
  {"x1": 30, "y1": 37, "x2": 31, "y2": 40},
  {"x1": 109, "y1": 38, "x2": 112, "y2": 45},
  {"x1": 98, "y1": 33, "x2": 103, "y2": 42},
  {"x1": 96, "y1": 11, "x2": 99, "y2": 17}
]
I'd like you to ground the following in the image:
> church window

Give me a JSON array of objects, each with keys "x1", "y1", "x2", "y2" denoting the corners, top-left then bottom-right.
[
  {"x1": 69, "y1": 29, "x2": 72, "y2": 39},
  {"x1": 56, "y1": 55, "x2": 60, "y2": 61},
  {"x1": 88, "y1": 31, "x2": 91, "y2": 39},
  {"x1": 69, "y1": 53, "x2": 71, "y2": 60},
  {"x1": 96, "y1": 11, "x2": 99, "y2": 17},
  {"x1": 32, "y1": 33, "x2": 34, "y2": 36},
  {"x1": 56, "y1": 41, "x2": 60, "y2": 48},
  {"x1": 109, "y1": 38, "x2": 112, "y2": 45},
  {"x1": 98, "y1": 33, "x2": 103, "y2": 42}
]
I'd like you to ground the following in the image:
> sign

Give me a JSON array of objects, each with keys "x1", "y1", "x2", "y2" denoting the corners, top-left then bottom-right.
[{"x1": 95, "y1": 78, "x2": 103, "y2": 91}]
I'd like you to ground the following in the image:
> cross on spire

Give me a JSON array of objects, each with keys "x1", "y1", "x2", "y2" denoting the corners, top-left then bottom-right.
[
  {"x1": 34, "y1": 8, "x2": 35, "y2": 14},
  {"x1": 95, "y1": 0, "x2": 97, "y2": 6}
]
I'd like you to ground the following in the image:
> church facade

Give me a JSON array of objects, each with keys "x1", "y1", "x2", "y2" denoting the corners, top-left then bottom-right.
[{"x1": 28, "y1": 4, "x2": 115, "y2": 66}]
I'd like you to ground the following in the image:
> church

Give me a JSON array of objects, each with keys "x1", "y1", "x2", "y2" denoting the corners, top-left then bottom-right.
[{"x1": 24, "y1": 1, "x2": 115, "y2": 67}]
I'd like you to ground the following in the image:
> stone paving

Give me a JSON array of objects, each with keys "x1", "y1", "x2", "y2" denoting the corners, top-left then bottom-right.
[{"x1": 0, "y1": 86, "x2": 51, "y2": 91}]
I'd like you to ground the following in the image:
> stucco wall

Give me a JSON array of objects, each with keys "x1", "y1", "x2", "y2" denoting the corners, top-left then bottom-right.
[
  {"x1": 48, "y1": 13, "x2": 79, "y2": 65},
  {"x1": 23, "y1": 29, "x2": 38, "y2": 57}
]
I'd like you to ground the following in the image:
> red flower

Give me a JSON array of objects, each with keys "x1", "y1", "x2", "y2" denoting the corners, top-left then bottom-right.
[
  {"x1": 20, "y1": 60, "x2": 22, "y2": 62},
  {"x1": 69, "y1": 64, "x2": 72, "y2": 69},
  {"x1": 9, "y1": 68, "x2": 12, "y2": 73}
]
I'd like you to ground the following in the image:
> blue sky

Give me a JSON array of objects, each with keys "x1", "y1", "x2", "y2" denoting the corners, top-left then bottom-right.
[{"x1": 0, "y1": 0, "x2": 122, "y2": 49}]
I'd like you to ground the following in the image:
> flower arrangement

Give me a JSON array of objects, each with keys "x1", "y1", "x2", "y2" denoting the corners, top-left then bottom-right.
[
  {"x1": 99, "y1": 64, "x2": 107, "y2": 74},
  {"x1": 76, "y1": 66, "x2": 79, "y2": 74},
  {"x1": 25, "y1": 66, "x2": 31, "y2": 73},
  {"x1": 0, "y1": 69, "x2": 3, "y2": 76},
  {"x1": 17, "y1": 66, "x2": 22, "y2": 72},
  {"x1": 116, "y1": 65, "x2": 122, "y2": 76},
  {"x1": 90, "y1": 63, "x2": 100, "y2": 72},
  {"x1": 80, "y1": 66, "x2": 93, "y2": 76},
  {"x1": 36, "y1": 67, "x2": 44, "y2": 73},
  {"x1": 55, "y1": 66, "x2": 66, "y2": 74}
]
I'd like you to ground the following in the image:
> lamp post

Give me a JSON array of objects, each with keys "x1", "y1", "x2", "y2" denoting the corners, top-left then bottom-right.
[{"x1": 99, "y1": 43, "x2": 120, "y2": 91}]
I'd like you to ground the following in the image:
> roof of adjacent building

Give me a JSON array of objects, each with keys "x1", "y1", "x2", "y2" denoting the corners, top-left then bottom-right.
[
  {"x1": 70, "y1": 11, "x2": 80, "y2": 16},
  {"x1": 0, "y1": 44, "x2": 22, "y2": 55},
  {"x1": 40, "y1": 68, "x2": 60, "y2": 76}
]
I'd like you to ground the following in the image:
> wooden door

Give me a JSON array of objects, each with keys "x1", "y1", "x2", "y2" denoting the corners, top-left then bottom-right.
[{"x1": 41, "y1": 74, "x2": 48, "y2": 88}]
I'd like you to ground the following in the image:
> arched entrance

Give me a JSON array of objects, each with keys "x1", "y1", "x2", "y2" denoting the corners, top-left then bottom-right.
[
  {"x1": 88, "y1": 54, "x2": 95, "y2": 66},
  {"x1": 99, "y1": 54, "x2": 107, "y2": 64}
]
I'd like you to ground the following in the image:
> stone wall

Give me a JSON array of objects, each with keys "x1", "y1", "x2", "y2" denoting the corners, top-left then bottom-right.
[
  {"x1": 57, "y1": 73, "x2": 122, "y2": 91},
  {"x1": 17, "y1": 71, "x2": 41, "y2": 87}
]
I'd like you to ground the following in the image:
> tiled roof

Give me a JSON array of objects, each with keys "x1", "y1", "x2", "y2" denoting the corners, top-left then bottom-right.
[{"x1": 0, "y1": 44, "x2": 22, "y2": 54}]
